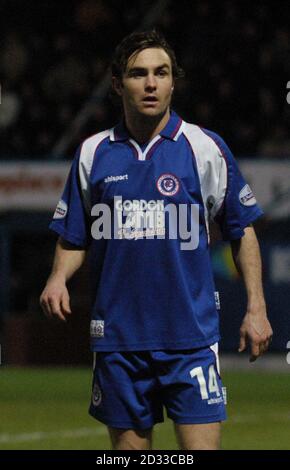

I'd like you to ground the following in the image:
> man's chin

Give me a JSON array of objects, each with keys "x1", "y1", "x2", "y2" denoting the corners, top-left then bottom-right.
[{"x1": 138, "y1": 106, "x2": 168, "y2": 119}]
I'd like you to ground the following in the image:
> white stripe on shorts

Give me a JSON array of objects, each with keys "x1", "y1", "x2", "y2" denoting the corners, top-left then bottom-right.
[{"x1": 210, "y1": 342, "x2": 220, "y2": 375}]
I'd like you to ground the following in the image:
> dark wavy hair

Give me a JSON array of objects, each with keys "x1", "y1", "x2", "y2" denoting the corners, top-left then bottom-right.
[
  {"x1": 111, "y1": 29, "x2": 185, "y2": 80},
  {"x1": 109, "y1": 29, "x2": 184, "y2": 104}
]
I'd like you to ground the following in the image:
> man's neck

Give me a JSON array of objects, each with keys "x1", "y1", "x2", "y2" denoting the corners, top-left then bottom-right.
[{"x1": 124, "y1": 109, "x2": 170, "y2": 144}]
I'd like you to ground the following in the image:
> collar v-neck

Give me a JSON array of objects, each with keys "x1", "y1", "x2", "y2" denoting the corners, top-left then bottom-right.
[{"x1": 110, "y1": 110, "x2": 183, "y2": 143}]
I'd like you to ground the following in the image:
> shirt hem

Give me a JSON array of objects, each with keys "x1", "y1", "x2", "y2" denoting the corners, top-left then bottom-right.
[{"x1": 90, "y1": 334, "x2": 220, "y2": 352}]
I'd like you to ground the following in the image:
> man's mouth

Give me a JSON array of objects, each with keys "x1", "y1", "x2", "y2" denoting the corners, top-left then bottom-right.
[{"x1": 142, "y1": 96, "x2": 158, "y2": 102}]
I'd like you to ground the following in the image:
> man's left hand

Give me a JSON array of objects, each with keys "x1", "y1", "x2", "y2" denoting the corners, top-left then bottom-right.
[{"x1": 238, "y1": 308, "x2": 273, "y2": 362}]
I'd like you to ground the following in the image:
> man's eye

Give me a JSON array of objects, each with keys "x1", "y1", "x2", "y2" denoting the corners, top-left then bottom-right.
[
  {"x1": 129, "y1": 71, "x2": 144, "y2": 78},
  {"x1": 157, "y1": 70, "x2": 168, "y2": 77}
]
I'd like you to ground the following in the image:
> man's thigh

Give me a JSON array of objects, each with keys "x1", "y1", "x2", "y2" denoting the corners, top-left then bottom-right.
[
  {"x1": 174, "y1": 422, "x2": 221, "y2": 450},
  {"x1": 155, "y1": 344, "x2": 227, "y2": 426},
  {"x1": 89, "y1": 351, "x2": 164, "y2": 430},
  {"x1": 108, "y1": 427, "x2": 153, "y2": 450}
]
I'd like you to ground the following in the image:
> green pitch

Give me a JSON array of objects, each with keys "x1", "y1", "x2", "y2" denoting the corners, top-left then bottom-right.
[{"x1": 0, "y1": 367, "x2": 289, "y2": 450}]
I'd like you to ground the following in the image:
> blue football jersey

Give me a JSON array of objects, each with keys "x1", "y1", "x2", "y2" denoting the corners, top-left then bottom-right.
[{"x1": 50, "y1": 110, "x2": 263, "y2": 351}]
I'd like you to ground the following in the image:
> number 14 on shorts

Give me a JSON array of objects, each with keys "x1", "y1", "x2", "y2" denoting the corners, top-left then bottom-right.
[{"x1": 190, "y1": 365, "x2": 227, "y2": 404}]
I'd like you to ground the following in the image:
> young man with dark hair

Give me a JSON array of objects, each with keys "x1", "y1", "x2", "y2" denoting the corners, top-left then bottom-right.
[{"x1": 40, "y1": 30, "x2": 273, "y2": 450}]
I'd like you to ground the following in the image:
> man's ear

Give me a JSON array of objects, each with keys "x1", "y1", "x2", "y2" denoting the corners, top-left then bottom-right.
[{"x1": 112, "y1": 77, "x2": 123, "y2": 96}]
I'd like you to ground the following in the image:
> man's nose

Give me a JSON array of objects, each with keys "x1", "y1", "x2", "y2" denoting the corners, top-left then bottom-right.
[{"x1": 144, "y1": 74, "x2": 157, "y2": 90}]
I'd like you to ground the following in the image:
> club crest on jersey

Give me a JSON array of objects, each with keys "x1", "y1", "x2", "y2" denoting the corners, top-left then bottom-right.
[
  {"x1": 239, "y1": 184, "x2": 256, "y2": 206},
  {"x1": 92, "y1": 382, "x2": 102, "y2": 407},
  {"x1": 90, "y1": 320, "x2": 105, "y2": 338},
  {"x1": 156, "y1": 173, "x2": 180, "y2": 196},
  {"x1": 53, "y1": 199, "x2": 67, "y2": 219}
]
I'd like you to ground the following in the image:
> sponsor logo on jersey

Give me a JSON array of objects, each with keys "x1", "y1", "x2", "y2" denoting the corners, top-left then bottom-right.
[
  {"x1": 91, "y1": 196, "x2": 200, "y2": 250},
  {"x1": 90, "y1": 320, "x2": 104, "y2": 338},
  {"x1": 239, "y1": 184, "x2": 256, "y2": 206},
  {"x1": 114, "y1": 198, "x2": 165, "y2": 240},
  {"x1": 104, "y1": 174, "x2": 128, "y2": 183},
  {"x1": 92, "y1": 382, "x2": 102, "y2": 406},
  {"x1": 214, "y1": 291, "x2": 220, "y2": 310},
  {"x1": 53, "y1": 199, "x2": 67, "y2": 219},
  {"x1": 156, "y1": 173, "x2": 180, "y2": 196}
]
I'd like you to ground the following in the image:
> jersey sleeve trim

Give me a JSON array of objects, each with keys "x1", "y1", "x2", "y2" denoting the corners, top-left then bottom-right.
[
  {"x1": 184, "y1": 123, "x2": 264, "y2": 241},
  {"x1": 79, "y1": 130, "x2": 111, "y2": 214},
  {"x1": 198, "y1": 127, "x2": 229, "y2": 220},
  {"x1": 182, "y1": 122, "x2": 226, "y2": 238},
  {"x1": 200, "y1": 128, "x2": 264, "y2": 240}
]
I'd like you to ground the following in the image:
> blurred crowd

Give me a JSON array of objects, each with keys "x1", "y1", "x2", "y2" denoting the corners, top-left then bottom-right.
[{"x1": 0, "y1": 0, "x2": 289, "y2": 159}]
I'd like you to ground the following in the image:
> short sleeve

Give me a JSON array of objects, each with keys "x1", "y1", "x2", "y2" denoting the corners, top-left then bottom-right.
[
  {"x1": 49, "y1": 146, "x2": 91, "y2": 248},
  {"x1": 206, "y1": 132, "x2": 264, "y2": 240}
]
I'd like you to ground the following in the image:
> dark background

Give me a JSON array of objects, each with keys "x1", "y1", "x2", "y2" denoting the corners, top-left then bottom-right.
[{"x1": 0, "y1": 0, "x2": 289, "y2": 364}]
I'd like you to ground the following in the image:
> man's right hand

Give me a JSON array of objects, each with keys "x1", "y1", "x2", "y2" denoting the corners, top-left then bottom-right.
[{"x1": 40, "y1": 277, "x2": 72, "y2": 322}]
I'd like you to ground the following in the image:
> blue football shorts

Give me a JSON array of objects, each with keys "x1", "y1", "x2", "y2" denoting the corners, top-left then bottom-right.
[{"x1": 89, "y1": 343, "x2": 227, "y2": 430}]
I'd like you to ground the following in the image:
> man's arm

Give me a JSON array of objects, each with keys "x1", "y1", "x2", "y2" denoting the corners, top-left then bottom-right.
[
  {"x1": 40, "y1": 237, "x2": 87, "y2": 321},
  {"x1": 231, "y1": 225, "x2": 273, "y2": 362}
]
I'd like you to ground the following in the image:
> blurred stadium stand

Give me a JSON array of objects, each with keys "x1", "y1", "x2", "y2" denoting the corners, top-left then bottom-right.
[
  {"x1": 1, "y1": 0, "x2": 290, "y2": 159},
  {"x1": 0, "y1": 0, "x2": 290, "y2": 364}
]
